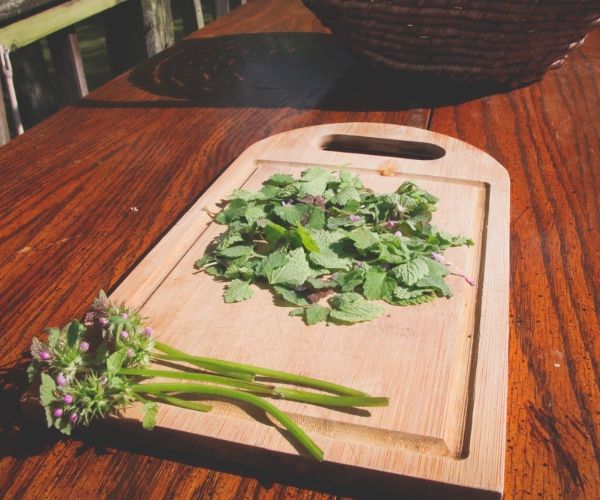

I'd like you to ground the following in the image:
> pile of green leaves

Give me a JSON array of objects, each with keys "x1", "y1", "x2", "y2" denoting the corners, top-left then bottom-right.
[{"x1": 195, "y1": 168, "x2": 473, "y2": 325}]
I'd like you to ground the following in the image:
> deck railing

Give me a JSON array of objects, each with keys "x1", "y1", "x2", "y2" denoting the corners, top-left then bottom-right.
[{"x1": 0, "y1": 0, "x2": 245, "y2": 145}]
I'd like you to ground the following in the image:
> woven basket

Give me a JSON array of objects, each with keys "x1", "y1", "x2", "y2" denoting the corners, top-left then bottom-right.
[{"x1": 302, "y1": 0, "x2": 600, "y2": 86}]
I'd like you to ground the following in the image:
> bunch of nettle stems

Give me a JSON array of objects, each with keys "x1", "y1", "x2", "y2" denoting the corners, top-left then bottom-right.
[{"x1": 29, "y1": 292, "x2": 388, "y2": 461}]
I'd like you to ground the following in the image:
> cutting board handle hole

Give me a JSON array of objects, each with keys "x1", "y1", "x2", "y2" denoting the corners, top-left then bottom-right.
[{"x1": 321, "y1": 134, "x2": 446, "y2": 160}]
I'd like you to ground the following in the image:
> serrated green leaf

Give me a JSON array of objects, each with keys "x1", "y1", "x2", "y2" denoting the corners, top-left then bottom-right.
[
  {"x1": 389, "y1": 288, "x2": 436, "y2": 306},
  {"x1": 328, "y1": 293, "x2": 384, "y2": 323},
  {"x1": 348, "y1": 228, "x2": 379, "y2": 250},
  {"x1": 303, "y1": 206, "x2": 326, "y2": 230},
  {"x1": 142, "y1": 402, "x2": 158, "y2": 430},
  {"x1": 292, "y1": 225, "x2": 320, "y2": 253},
  {"x1": 66, "y1": 320, "x2": 81, "y2": 347},
  {"x1": 194, "y1": 254, "x2": 216, "y2": 269},
  {"x1": 308, "y1": 229, "x2": 353, "y2": 270},
  {"x1": 425, "y1": 257, "x2": 449, "y2": 278},
  {"x1": 218, "y1": 245, "x2": 254, "y2": 258},
  {"x1": 392, "y1": 258, "x2": 429, "y2": 286},
  {"x1": 47, "y1": 328, "x2": 60, "y2": 348},
  {"x1": 205, "y1": 265, "x2": 225, "y2": 277},
  {"x1": 258, "y1": 184, "x2": 280, "y2": 200},
  {"x1": 54, "y1": 418, "x2": 72, "y2": 435},
  {"x1": 266, "y1": 248, "x2": 311, "y2": 287},
  {"x1": 273, "y1": 286, "x2": 309, "y2": 306},
  {"x1": 298, "y1": 168, "x2": 331, "y2": 197},
  {"x1": 107, "y1": 350, "x2": 127, "y2": 377},
  {"x1": 289, "y1": 307, "x2": 305, "y2": 317},
  {"x1": 335, "y1": 268, "x2": 366, "y2": 292},
  {"x1": 244, "y1": 205, "x2": 267, "y2": 224},
  {"x1": 305, "y1": 304, "x2": 330, "y2": 325},
  {"x1": 273, "y1": 204, "x2": 306, "y2": 226},
  {"x1": 265, "y1": 173, "x2": 295, "y2": 186},
  {"x1": 263, "y1": 221, "x2": 287, "y2": 246},
  {"x1": 40, "y1": 372, "x2": 57, "y2": 407},
  {"x1": 217, "y1": 199, "x2": 248, "y2": 224},
  {"x1": 44, "y1": 406, "x2": 54, "y2": 428},
  {"x1": 306, "y1": 277, "x2": 336, "y2": 290},
  {"x1": 260, "y1": 249, "x2": 288, "y2": 276},
  {"x1": 224, "y1": 280, "x2": 254, "y2": 303},
  {"x1": 362, "y1": 267, "x2": 396, "y2": 301},
  {"x1": 415, "y1": 275, "x2": 452, "y2": 297}
]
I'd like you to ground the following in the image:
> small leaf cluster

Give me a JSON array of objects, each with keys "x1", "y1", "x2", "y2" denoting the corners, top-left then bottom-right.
[
  {"x1": 195, "y1": 168, "x2": 473, "y2": 325},
  {"x1": 29, "y1": 291, "x2": 155, "y2": 435}
]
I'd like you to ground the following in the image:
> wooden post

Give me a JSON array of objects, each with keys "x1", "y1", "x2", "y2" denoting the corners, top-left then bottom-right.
[
  {"x1": 10, "y1": 42, "x2": 56, "y2": 129},
  {"x1": 48, "y1": 28, "x2": 89, "y2": 106},
  {"x1": 214, "y1": 0, "x2": 229, "y2": 18},
  {"x1": 0, "y1": 81, "x2": 10, "y2": 145},
  {"x1": 141, "y1": 0, "x2": 174, "y2": 56},
  {"x1": 180, "y1": 0, "x2": 204, "y2": 34},
  {"x1": 105, "y1": 0, "x2": 174, "y2": 76}
]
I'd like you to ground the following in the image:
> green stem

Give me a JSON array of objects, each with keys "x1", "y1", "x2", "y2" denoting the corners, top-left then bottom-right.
[
  {"x1": 275, "y1": 388, "x2": 389, "y2": 407},
  {"x1": 152, "y1": 392, "x2": 212, "y2": 413},
  {"x1": 119, "y1": 368, "x2": 274, "y2": 395},
  {"x1": 153, "y1": 341, "x2": 366, "y2": 397},
  {"x1": 132, "y1": 382, "x2": 324, "y2": 461}
]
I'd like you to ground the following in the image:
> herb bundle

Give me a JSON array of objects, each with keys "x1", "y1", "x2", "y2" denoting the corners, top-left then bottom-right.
[
  {"x1": 195, "y1": 167, "x2": 474, "y2": 324},
  {"x1": 28, "y1": 291, "x2": 387, "y2": 460}
]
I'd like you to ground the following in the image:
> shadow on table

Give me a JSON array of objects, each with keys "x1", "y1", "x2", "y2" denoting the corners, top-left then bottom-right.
[
  {"x1": 0, "y1": 355, "x2": 61, "y2": 460},
  {"x1": 79, "y1": 33, "x2": 509, "y2": 112}
]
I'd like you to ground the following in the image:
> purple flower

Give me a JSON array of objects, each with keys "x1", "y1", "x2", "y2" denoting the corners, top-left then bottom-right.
[
  {"x1": 63, "y1": 394, "x2": 74, "y2": 404},
  {"x1": 348, "y1": 214, "x2": 361, "y2": 222},
  {"x1": 126, "y1": 348, "x2": 135, "y2": 358},
  {"x1": 39, "y1": 351, "x2": 52, "y2": 361},
  {"x1": 385, "y1": 220, "x2": 396, "y2": 229},
  {"x1": 53, "y1": 408, "x2": 63, "y2": 418},
  {"x1": 143, "y1": 327, "x2": 153, "y2": 338},
  {"x1": 121, "y1": 312, "x2": 128, "y2": 320},
  {"x1": 431, "y1": 252, "x2": 449, "y2": 265},
  {"x1": 120, "y1": 331, "x2": 129, "y2": 340},
  {"x1": 56, "y1": 373, "x2": 67, "y2": 387},
  {"x1": 69, "y1": 413, "x2": 78, "y2": 423},
  {"x1": 394, "y1": 231, "x2": 402, "y2": 238},
  {"x1": 98, "y1": 317, "x2": 109, "y2": 327},
  {"x1": 79, "y1": 341, "x2": 90, "y2": 352}
]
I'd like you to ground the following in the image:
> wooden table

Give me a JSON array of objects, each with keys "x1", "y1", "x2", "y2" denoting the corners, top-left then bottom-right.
[{"x1": 1, "y1": 0, "x2": 598, "y2": 497}]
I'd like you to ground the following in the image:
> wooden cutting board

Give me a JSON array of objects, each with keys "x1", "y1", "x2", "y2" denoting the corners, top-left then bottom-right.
[{"x1": 106, "y1": 123, "x2": 510, "y2": 497}]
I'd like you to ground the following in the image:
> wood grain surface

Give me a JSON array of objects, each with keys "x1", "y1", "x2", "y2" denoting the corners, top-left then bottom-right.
[{"x1": 0, "y1": 0, "x2": 598, "y2": 498}]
